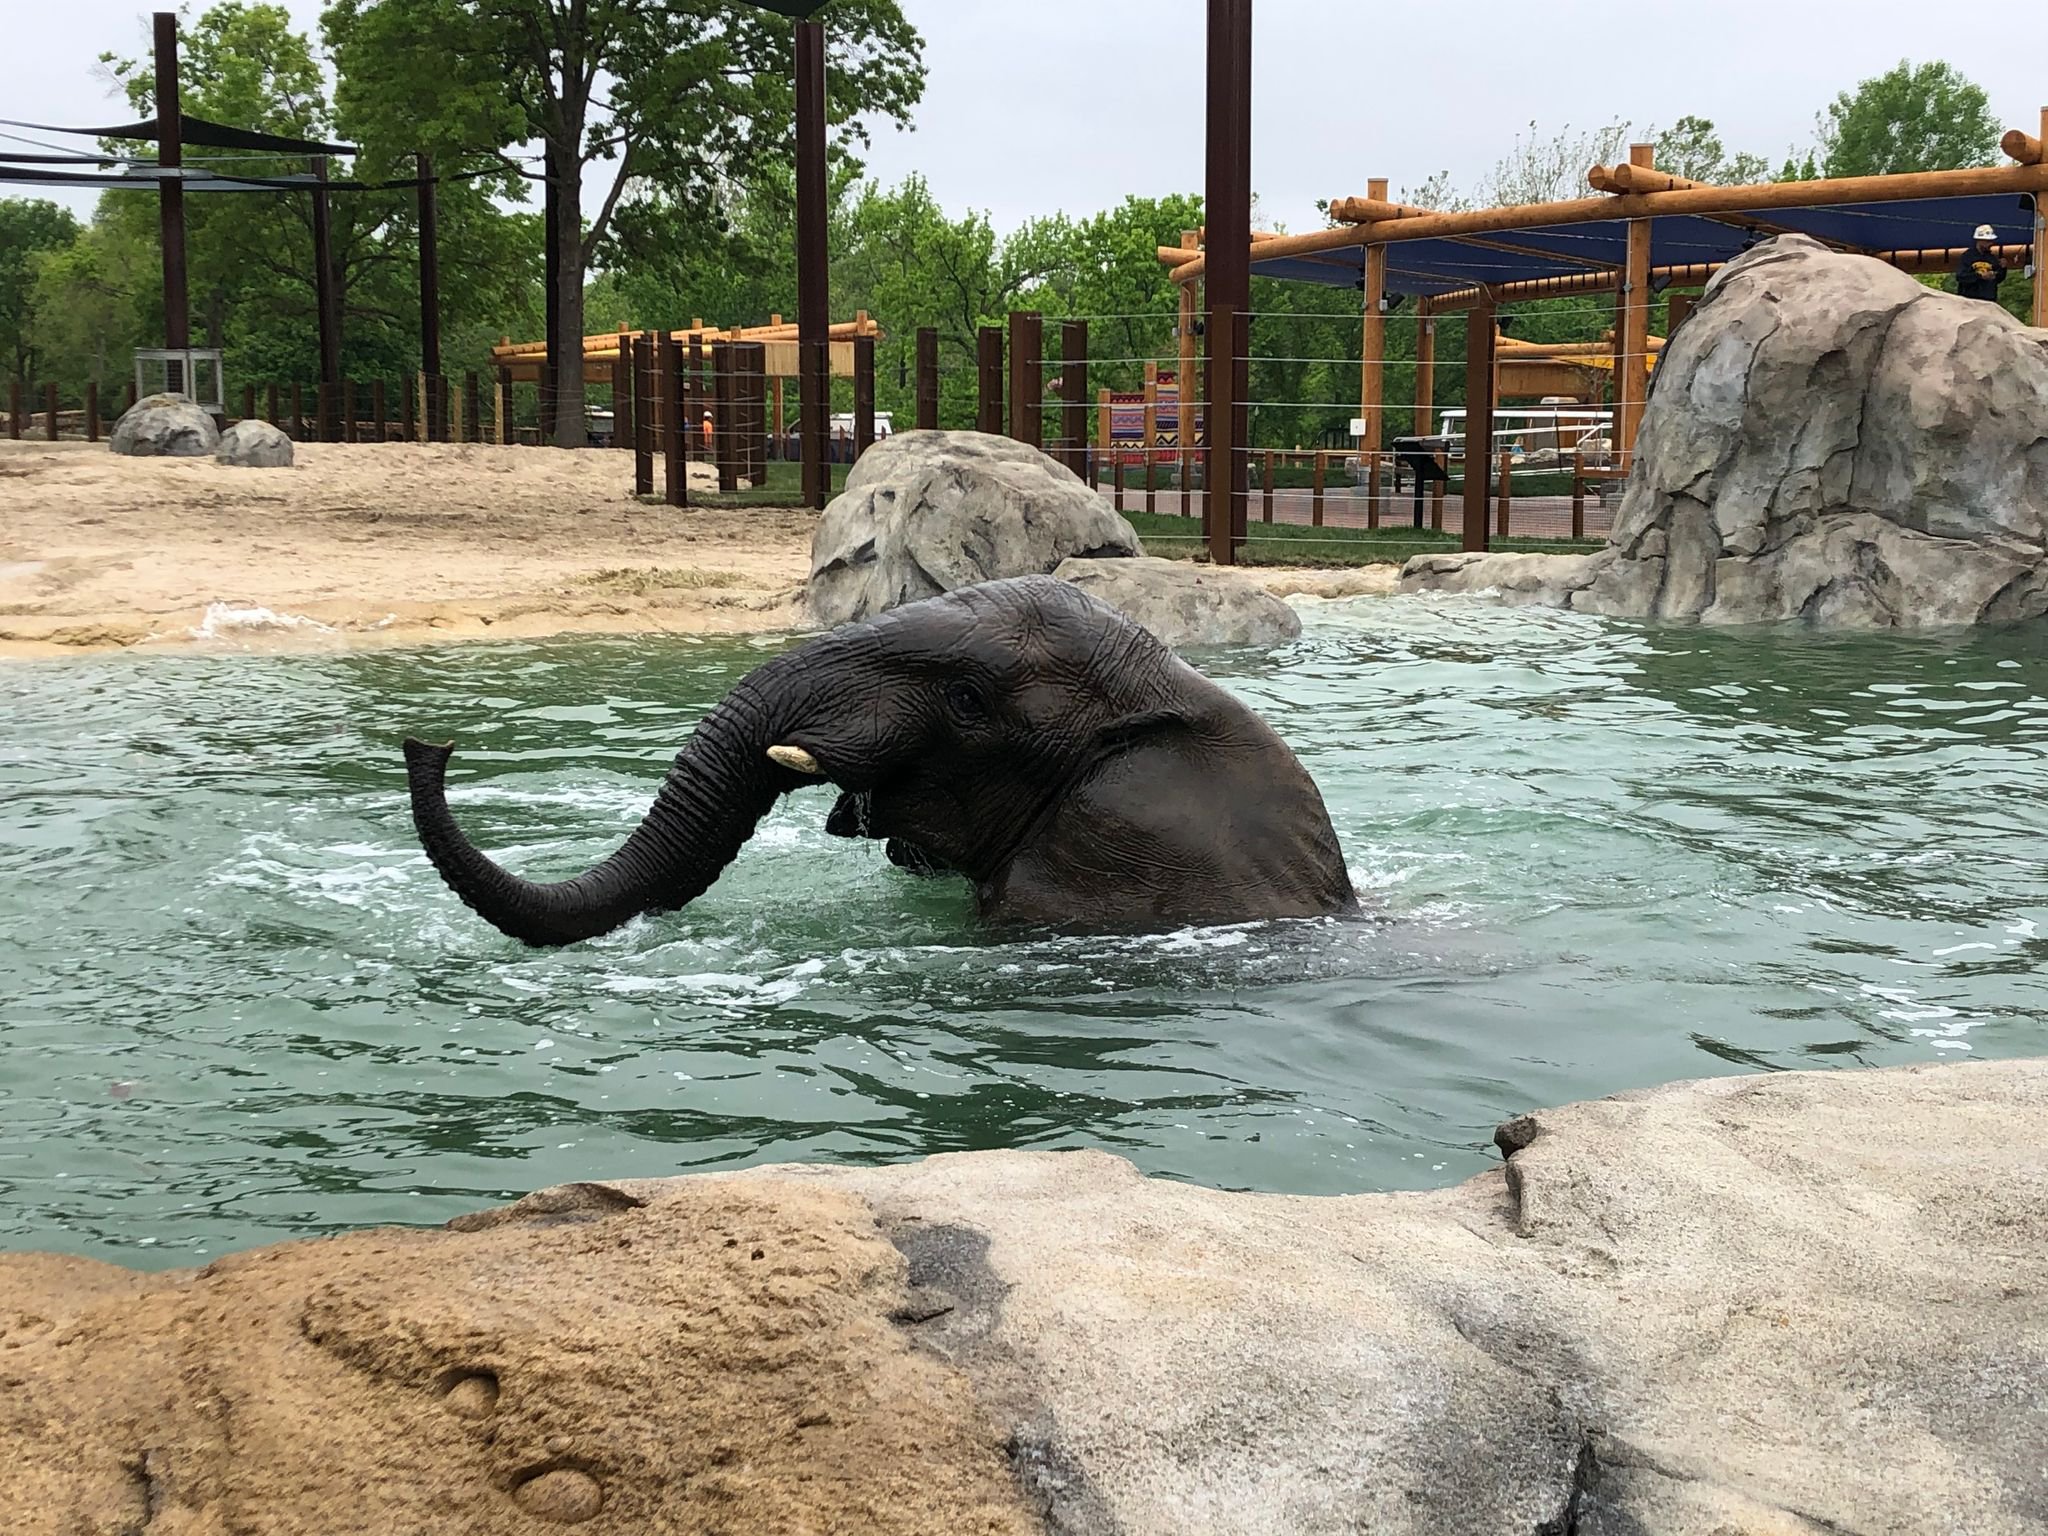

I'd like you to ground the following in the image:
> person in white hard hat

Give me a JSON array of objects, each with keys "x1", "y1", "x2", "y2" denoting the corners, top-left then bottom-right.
[{"x1": 1955, "y1": 225, "x2": 2007, "y2": 303}]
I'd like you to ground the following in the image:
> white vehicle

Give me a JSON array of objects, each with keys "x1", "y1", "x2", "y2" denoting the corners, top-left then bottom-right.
[
  {"x1": 826, "y1": 411, "x2": 893, "y2": 439},
  {"x1": 1428, "y1": 406, "x2": 1612, "y2": 466}
]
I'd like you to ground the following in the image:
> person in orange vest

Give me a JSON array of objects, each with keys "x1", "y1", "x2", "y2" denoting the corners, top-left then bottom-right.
[
  {"x1": 700, "y1": 411, "x2": 714, "y2": 452},
  {"x1": 1955, "y1": 225, "x2": 2008, "y2": 303}
]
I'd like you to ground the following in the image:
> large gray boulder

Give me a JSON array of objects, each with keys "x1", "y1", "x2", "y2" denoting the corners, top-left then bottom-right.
[
  {"x1": 807, "y1": 430, "x2": 1141, "y2": 625},
  {"x1": 6, "y1": 1058, "x2": 2043, "y2": 1534},
  {"x1": 1054, "y1": 554, "x2": 1301, "y2": 647},
  {"x1": 1404, "y1": 234, "x2": 2048, "y2": 625},
  {"x1": 215, "y1": 418, "x2": 294, "y2": 468},
  {"x1": 108, "y1": 392, "x2": 220, "y2": 458}
]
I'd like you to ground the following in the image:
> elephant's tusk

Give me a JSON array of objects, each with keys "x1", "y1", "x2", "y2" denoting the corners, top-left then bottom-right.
[{"x1": 767, "y1": 744, "x2": 824, "y2": 776}]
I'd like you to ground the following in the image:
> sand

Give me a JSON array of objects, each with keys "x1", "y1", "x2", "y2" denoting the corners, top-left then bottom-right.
[
  {"x1": 0, "y1": 438, "x2": 1396, "y2": 662},
  {"x1": 0, "y1": 439, "x2": 816, "y2": 659}
]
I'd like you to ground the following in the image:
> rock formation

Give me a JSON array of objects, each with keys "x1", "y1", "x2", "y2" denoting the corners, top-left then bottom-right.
[
  {"x1": 6, "y1": 1058, "x2": 2043, "y2": 1534},
  {"x1": 1403, "y1": 235, "x2": 2048, "y2": 626},
  {"x1": 1053, "y1": 555, "x2": 1302, "y2": 647},
  {"x1": 108, "y1": 393, "x2": 220, "y2": 458},
  {"x1": 806, "y1": 431, "x2": 1141, "y2": 626},
  {"x1": 216, "y1": 418, "x2": 295, "y2": 468}
]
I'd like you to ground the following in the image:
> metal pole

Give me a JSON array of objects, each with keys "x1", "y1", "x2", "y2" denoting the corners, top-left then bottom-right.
[
  {"x1": 1008, "y1": 311, "x2": 1042, "y2": 449},
  {"x1": 794, "y1": 18, "x2": 830, "y2": 510},
  {"x1": 853, "y1": 334, "x2": 876, "y2": 459},
  {"x1": 1061, "y1": 320, "x2": 1088, "y2": 477},
  {"x1": 153, "y1": 12, "x2": 190, "y2": 390},
  {"x1": 418, "y1": 151, "x2": 442, "y2": 442},
  {"x1": 915, "y1": 327, "x2": 939, "y2": 430},
  {"x1": 632, "y1": 332, "x2": 654, "y2": 495},
  {"x1": 311, "y1": 155, "x2": 340, "y2": 440},
  {"x1": 1462, "y1": 304, "x2": 1495, "y2": 553},
  {"x1": 541, "y1": 144, "x2": 559, "y2": 446},
  {"x1": 714, "y1": 341, "x2": 738, "y2": 493},
  {"x1": 976, "y1": 325, "x2": 1003, "y2": 434},
  {"x1": 662, "y1": 334, "x2": 686, "y2": 508},
  {"x1": 1203, "y1": 0, "x2": 1252, "y2": 564}
]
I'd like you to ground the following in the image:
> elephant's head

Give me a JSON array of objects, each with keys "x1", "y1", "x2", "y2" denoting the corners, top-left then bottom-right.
[{"x1": 406, "y1": 576, "x2": 1353, "y2": 945}]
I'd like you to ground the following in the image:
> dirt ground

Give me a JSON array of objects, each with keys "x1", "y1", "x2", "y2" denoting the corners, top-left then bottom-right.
[
  {"x1": 0, "y1": 437, "x2": 1393, "y2": 661},
  {"x1": 0, "y1": 439, "x2": 816, "y2": 659}
]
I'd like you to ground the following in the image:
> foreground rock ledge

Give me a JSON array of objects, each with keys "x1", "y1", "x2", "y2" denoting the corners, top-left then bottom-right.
[{"x1": 4, "y1": 1060, "x2": 2043, "y2": 1535}]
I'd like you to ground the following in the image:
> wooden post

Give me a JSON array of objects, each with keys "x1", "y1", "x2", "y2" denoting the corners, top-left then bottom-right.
[
  {"x1": 43, "y1": 384, "x2": 58, "y2": 441},
  {"x1": 713, "y1": 341, "x2": 738, "y2": 493},
  {"x1": 1665, "y1": 291, "x2": 1695, "y2": 336},
  {"x1": 2035, "y1": 107, "x2": 2048, "y2": 329},
  {"x1": 86, "y1": 381, "x2": 100, "y2": 441},
  {"x1": 662, "y1": 334, "x2": 686, "y2": 508},
  {"x1": 372, "y1": 379, "x2": 387, "y2": 442},
  {"x1": 740, "y1": 341, "x2": 767, "y2": 485},
  {"x1": 1142, "y1": 363, "x2": 1159, "y2": 513},
  {"x1": 496, "y1": 366, "x2": 512, "y2": 445},
  {"x1": 418, "y1": 151, "x2": 442, "y2": 441},
  {"x1": 1177, "y1": 227, "x2": 1200, "y2": 518},
  {"x1": 1061, "y1": 320, "x2": 1088, "y2": 477},
  {"x1": 692, "y1": 333, "x2": 711, "y2": 462},
  {"x1": 403, "y1": 373, "x2": 416, "y2": 442},
  {"x1": 291, "y1": 382, "x2": 304, "y2": 441},
  {"x1": 464, "y1": 372, "x2": 481, "y2": 446},
  {"x1": 153, "y1": 13, "x2": 190, "y2": 389},
  {"x1": 1617, "y1": 143, "x2": 1654, "y2": 467},
  {"x1": 311, "y1": 157, "x2": 339, "y2": 439},
  {"x1": 1360, "y1": 176, "x2": 1388, "y2": 461},
  {"x1": 1366, "y1": 451, "x2": 1381, "y2": 530},
  {"x1": 318, "y1": 381, "x2": 336, "y2": 444},
  {"x1": 977, "y1": 325, "x2": 1003, "y2": 434},
  {"x1": 1414, "y1": 309, "x2": 1436, "y2": 438},
  {"x1": 1311, "y1": 450, "x2": 1325, "y2": 526},
  {"x1": 1261, "y1": 449, "x2": 1274, "y2": 522},
  {"x1": 632, "y1": 332, "x2": 654, "y2": 496},
  {"x1": 1495, "y1": 448, "x2": 1512, "y2": 535},
  {"x1": 914, "y1": 327, "x2": 939, "y2": 431},
  {"x1": 1462, "y1": 302, "x2": 1496, "y2": 552},
  {"x1": 265, "y1": 382, "x2": 278, "y2": 425},
  {"x1": 1203, "y1": 0, "x2": 1252, "y2": 564},
  {"x1": 342, "y1": 379, "x2": 357, "y2": 443},
  {"x1": 1432, "y1": 455, "x2": 1447, "y2": 531},
  {"x1": 853, "y1": 334, "x2": 876, "y2": 459},
  {"x1": 794, "y1": 19, "x2": 830, "y2": 510},
  {"x1": 1571, "y1": 451, "x2": 1586, "y2": 539},
  {"x1": 609, "y1": 339, "x2": 629, "y2": 451},
  {"x1": 240, "y1": 383, "x2": 255, "y2": 422},
  {"x1": 1113, "y1": 456, "x2": 1125, "y2": 511},
  {"x1": 1008, "y1": 311, "x2": 1043, "y2": 449}
]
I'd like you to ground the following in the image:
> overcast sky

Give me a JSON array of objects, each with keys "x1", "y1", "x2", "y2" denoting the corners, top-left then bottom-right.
[{"x1": 7, "y1": 1, "x2": 2047, "y2": 234}]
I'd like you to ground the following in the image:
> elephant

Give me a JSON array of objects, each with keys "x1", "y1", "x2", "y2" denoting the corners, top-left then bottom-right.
[{"x1": 404, "y1": 576, "x2": 1355, "y2": 946}]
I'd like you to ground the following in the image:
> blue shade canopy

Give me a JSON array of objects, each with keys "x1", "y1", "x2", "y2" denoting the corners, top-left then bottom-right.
[{"x1": 1253, "y1": 193, "x2": 2038, "y2": 296}]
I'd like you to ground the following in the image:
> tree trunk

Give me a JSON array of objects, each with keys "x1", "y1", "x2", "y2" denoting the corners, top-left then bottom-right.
[{"x1": 552, "y1": 142, "x2": 586, "y2": 449}]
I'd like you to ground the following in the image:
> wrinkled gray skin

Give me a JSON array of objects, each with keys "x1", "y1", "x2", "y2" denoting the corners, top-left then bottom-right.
[{"x1": 405, "y1": 577, "x2": 1355, "y2": 946}]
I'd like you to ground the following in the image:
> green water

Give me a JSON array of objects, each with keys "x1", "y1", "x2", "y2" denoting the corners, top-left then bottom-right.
[{"x1": 4, "y1": 599, "x2": 2045, "y2": 1266}]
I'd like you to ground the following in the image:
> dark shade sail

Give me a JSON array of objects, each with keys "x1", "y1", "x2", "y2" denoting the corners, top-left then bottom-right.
[{"x1": 0, "y1": 114, "x2": 355, "y2": 156}]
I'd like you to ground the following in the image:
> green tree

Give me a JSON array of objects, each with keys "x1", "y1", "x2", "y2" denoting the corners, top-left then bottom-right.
[
  {"x1": 1818, "y1": 60, "x2": 1999, "y2": 177},
  {"x1": 1652, "y1": 116, "x2": 1771, "y2": 186},
  {"x1": 100, "y1": 1, "x2": 538, "y2": 393},
  {"x1": 324, "y1": 0, "x2": 926, "y2": 446},
  {"x1": 0, "y1": 200, "x2": 82, "y2": 381}
]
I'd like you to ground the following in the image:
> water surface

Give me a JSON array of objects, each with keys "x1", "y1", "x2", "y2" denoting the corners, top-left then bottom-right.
[{"x1": 3, "y1": 598, "x2": 2044, "y2": 1265}]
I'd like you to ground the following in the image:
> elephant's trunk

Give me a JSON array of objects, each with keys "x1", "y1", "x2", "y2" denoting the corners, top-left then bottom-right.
[{"x1": 405, "y1": 657, "x2": 826, "y2": 948}]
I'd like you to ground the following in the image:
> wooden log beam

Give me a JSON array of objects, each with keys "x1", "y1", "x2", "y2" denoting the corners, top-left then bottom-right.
[
  {"x1": 1328, "y1": 195, "x2": 1433, "y2": 223},
  {"x1": 1589, "y1": 162, "x2": 1704, "y2": 194},
  {"x1": 1617, "y1": 145, "x2": 1654, "y2": 466},
  {"x1": 1169, "y1": 159, "x2": 2048, "y2": 284},
  {"x1": 2004, "y1": 124, "x2": 2044, "y2": 164}
]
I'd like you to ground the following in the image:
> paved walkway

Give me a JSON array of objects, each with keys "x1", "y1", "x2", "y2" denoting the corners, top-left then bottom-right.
[{"x1": 1095, "y1": 484, "x2": 1621, "y2": 542}]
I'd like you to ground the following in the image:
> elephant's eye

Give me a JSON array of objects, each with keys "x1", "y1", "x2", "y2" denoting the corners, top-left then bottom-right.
[{"x1": 944, "y1": 680, "x2": 989, "y2": 722}]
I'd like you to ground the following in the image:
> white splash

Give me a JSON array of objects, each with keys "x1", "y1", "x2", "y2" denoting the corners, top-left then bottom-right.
[{"x1": 189, "y1": 602, "x2": 332, "y2": 639}]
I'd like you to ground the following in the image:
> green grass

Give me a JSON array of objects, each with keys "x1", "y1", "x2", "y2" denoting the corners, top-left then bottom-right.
[
  {"x1": 1122, "y1": 509, "x2": 1601, "y2": 568},
  {"x1": 692, "y1": 458, "x2": 851, "y2": 507}
]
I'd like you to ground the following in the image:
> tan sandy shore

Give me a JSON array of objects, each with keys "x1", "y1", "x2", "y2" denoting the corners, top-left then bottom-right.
[
  {"x1": 0, "y1": 438, "x2": 1393, "y2": 661},
  {"x1": 0, "y1": 439, "x2": 816, "y2": 659}
]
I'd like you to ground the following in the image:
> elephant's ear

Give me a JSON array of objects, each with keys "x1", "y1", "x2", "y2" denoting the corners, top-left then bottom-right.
[{"x1": 1091, "y1": 707, "x2": 1194, "y2": 757}]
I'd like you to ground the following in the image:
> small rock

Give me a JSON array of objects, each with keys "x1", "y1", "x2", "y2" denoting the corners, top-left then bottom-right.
[
  {"x1": 109, "y1": 393, "x2": 219, "y2": 458},
  {"x1": 215, "y1": 419, "x2": 294, "y2": 469},
  {"x1": 513, "y1": 1467, "x2": 603, "y2": 1523}
]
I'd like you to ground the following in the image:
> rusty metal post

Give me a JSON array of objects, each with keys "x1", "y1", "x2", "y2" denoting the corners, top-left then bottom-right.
[
  {"x1": 853, "y1": 334, "x2": 876, "y2": 459},
  {"x1": 1203, "y1": 0, "x2": 1252, "y2": 563},
  {"x1": 610, "y1": 343, "x2": 629, "y2": 451},
  {"x1": 1571, "y1": 451, "x2": 1586, "y2": 539},
  {"x1": 1366, "y1": 452, "x2": 1382, "y2": 530},
  {"x1": 915, "y1": 327, "x2": 939, "y2": 431},
  {"x1": 1462, "y1": 304, "x2": 1496, "y2": 553},
  {"x1": 976, "y1": 326, "x2": 1003, "y2": 434},
  {"x1": 1008, "y1": 311, "x2": 1042, "y2": 449},
  {"x1": 496, "y1": 366, "x2": 513, "y2": 444},
  {"x1": 1496, "y1": 448, "x2": 1512, "y2": 536},
  {"x1": 1061, "y1": 320, "x2": 1089, "y2": 478},
  {"x1": 43, "y1": 384, "x2": 58, "y2": 441},
  {"x1": 794, "y1": 19, "x2": 830, "y2": 510},
  {"x1": 632, "y1": 332, "x2": 654, "y2": 496},
  {"x1": 663, "y1": 334, "x2": 687, "y2": 508},
  {"x1": 1312, "y1": 449, "x2": 1325, "y2": 527}
]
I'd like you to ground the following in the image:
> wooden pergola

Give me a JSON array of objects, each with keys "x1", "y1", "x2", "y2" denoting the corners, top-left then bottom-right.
[{"x1": 1165, "y1": 109, "x2": 2048, "y2": 551}]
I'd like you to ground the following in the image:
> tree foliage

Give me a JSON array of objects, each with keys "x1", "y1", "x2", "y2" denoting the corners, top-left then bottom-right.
[
  {"x1": 0, "y1": 200, "x2": 81, "y2": 379},
  {"x1": 1819, "y1": 60, "x2": 2000, "y2": 177},
  {"x1": 1652, "y1": 117, "x2": 1772, "y2": 186}
]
